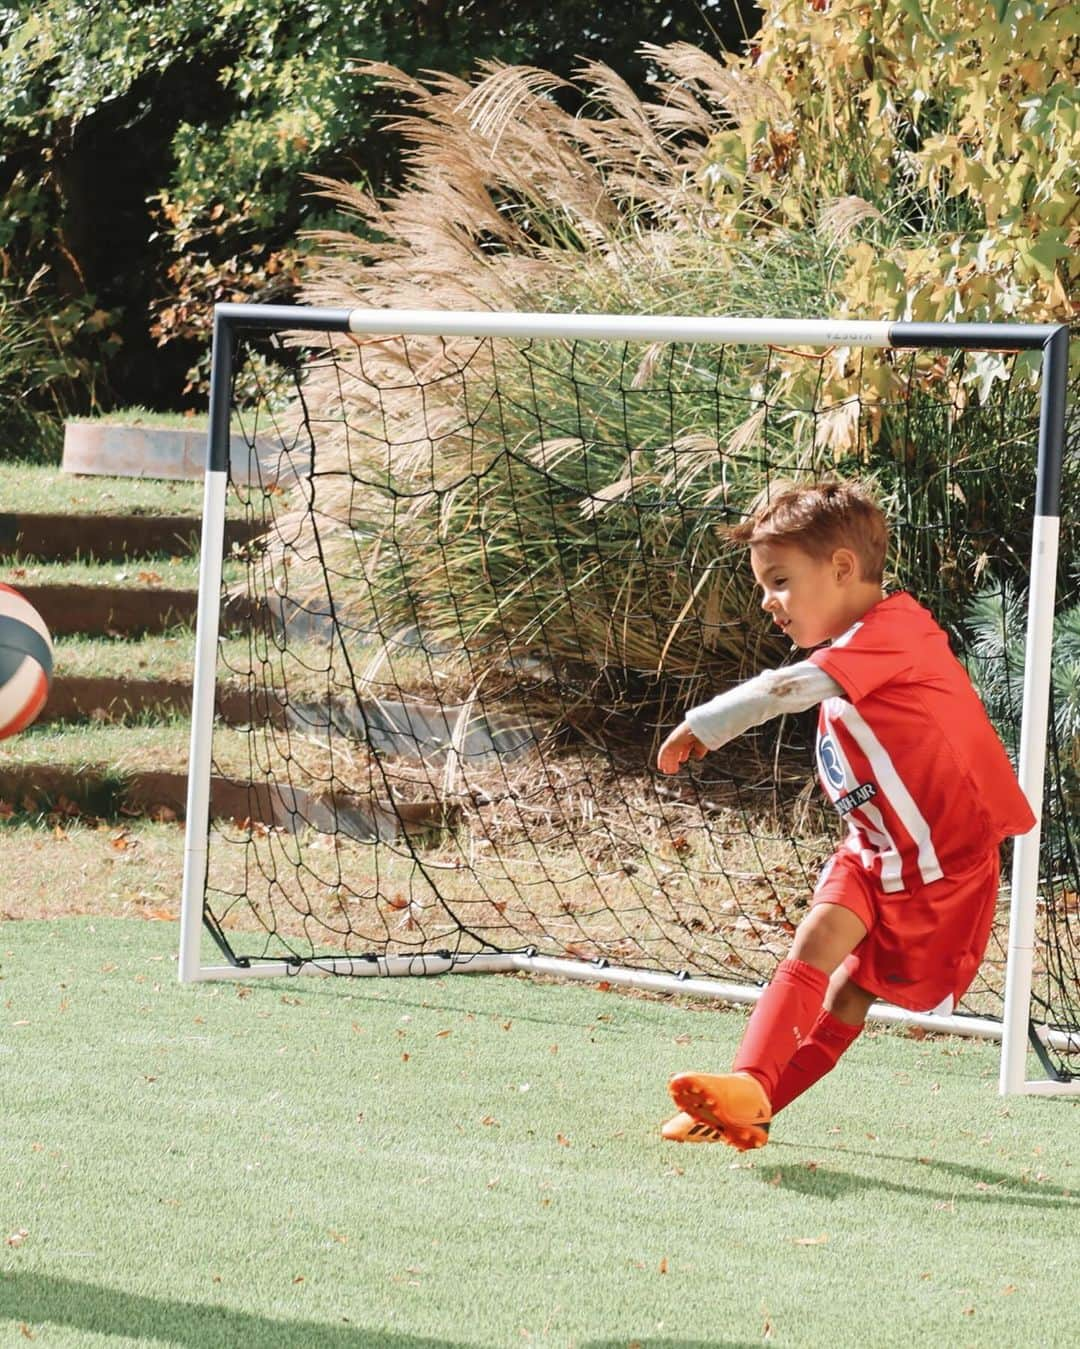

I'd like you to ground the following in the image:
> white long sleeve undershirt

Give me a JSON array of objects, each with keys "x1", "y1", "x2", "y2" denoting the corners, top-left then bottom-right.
[{"x1": 684, "y1": 662, "x2": 844, "y2": 751}]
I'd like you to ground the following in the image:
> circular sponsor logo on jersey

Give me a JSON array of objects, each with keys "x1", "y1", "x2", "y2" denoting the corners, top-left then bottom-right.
[{"x1": 818, "y1": 733, "x2": 846, "y2": 791}]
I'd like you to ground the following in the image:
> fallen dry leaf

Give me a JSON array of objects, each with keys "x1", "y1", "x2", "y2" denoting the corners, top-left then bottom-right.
[{"x1": 792, "y1": 1234, "x2": 828, "y2": 1246}]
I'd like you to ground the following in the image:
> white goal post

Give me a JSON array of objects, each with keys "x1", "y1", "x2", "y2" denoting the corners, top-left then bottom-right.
[{"x1": 179, "y1": 304, "x2": 1073, "y2": 1098}]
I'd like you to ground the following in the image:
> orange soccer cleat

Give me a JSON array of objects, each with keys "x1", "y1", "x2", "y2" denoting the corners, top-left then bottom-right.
[
  {"x1": 667, "y1": 1071, "x2": 772, "y2": 1151},
  {"x1": 660, "y1": 1110, "x2": 764, "y2": 1149}
]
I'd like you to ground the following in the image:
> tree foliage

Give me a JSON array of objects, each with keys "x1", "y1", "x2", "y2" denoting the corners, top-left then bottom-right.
[
  {"x1": 701, "y1": 0, "x2": 1079, "y2": 329},
  {"x1": 0, "y1": 0, "x2": 753, "y2": 427}
]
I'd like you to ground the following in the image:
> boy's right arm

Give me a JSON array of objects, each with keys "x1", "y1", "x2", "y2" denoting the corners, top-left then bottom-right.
[{"x1": 657, "y1": 662, "x2": 843, "y2": 774}]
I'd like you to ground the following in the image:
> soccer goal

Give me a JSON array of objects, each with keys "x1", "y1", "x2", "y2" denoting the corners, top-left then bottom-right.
[{"x1": 179, "y1": 303, "x2": 1074, "y2": 1098}]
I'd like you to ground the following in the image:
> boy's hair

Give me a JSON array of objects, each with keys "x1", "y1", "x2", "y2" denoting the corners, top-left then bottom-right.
[{"x1": 729, "y1": 478, "x2": 889, "y2": 583}]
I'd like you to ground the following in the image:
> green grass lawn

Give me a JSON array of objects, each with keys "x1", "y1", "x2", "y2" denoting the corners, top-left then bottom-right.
[
  {"x1": 0, "y1": 464, "x2": 209, "y2": 518},
  {"x1": 1, "y1": 719, "x2": 258, "y2": 779},
  {"x1": 1, "y1": 917, "x2": 1077, "y2": 1348},
  {"x1": 65, "y1": 407, "x2": 210, "y2": 430},
  {"x1": 52, "y1": 630, "x2": 341, "y2": 695},
  {"x1": 0, "y1": 462, "x2": 265, "y2": 519},
  {"x1": 52, "y1": 630, "x2": 197, "y2": 682},
  {"x1": 2, "y1": 556, "x2": 207, "y2": 590}
]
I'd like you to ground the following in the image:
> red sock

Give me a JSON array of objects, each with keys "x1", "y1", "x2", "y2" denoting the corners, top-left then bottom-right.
[
  {"x1": 769, "y1": 1008, "x2": 864, "y2": 1115},
  {"x1": 732, "y1": 957, "x2": 829, "y2": 1101}
]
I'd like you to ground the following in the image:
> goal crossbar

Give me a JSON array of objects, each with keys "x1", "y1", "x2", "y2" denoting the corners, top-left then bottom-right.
[{"x1": 180, "y1": 304, "x2": 1072, "y2": 1099}]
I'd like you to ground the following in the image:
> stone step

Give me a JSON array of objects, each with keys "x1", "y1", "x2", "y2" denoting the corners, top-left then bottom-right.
[
  {"x1": 17, "y1": 583, "x2": 201, "y2": 636},
  {"x1": 17, "y1": 579, "x2": 349, "y2": 641},
  {"x1": 41, "y1": 675, "x2": 189, "y2": 723},
  {"x1": 0, "y1": 511, "x2": 262, "y2": 562},
  {"x1": 38, "y1": 677, "x2": 537, "y2": 763},
  {"x1": 14, "y1": 584, "x2": 270, "y2": 637},
  {"x1": 39, "y1": 676, "x2": 264, "y2": 726},
  {"x1": 0, "y1": 762, "x2": 456, "y2": 841},
  {"x1": 62, "y1": 421, "x2": 309, "y2": 486}
]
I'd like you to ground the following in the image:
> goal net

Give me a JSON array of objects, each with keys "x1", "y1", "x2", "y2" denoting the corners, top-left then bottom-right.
[{"x1": 180, "y1": 306, "x2": 1074, "y2": 1095}]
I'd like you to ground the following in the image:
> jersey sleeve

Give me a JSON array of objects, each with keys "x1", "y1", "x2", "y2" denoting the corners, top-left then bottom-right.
[
  {"x1": 684, "y1": 663, "x2": 843, "y2": 749},
  {"x1": 808, "y1": 609, "x2": 915, "y2": 704}
]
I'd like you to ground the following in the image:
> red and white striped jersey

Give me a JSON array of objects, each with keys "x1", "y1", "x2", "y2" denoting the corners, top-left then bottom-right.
[{"x1": 808, "y1": 592, "x2": 1035, "y2": 893}]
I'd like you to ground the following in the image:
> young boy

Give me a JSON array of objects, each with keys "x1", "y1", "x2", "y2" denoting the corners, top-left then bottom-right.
[{"x1": 657, "y1": 479, "x2": 1035, "y2": 1150}]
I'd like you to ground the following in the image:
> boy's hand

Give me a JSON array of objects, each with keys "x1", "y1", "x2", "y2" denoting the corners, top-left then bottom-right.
[{"x1": 657, "y1": 721, "x2": 708, "y2": 775}]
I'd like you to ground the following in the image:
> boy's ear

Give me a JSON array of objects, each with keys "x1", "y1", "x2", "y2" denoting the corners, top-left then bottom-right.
[{"x1": 832, "y1": 547, "x2": 860, "y2": 584}]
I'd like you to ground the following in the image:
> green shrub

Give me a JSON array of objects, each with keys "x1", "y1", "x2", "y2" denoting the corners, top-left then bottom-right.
[
  {"x1": 964, "y1": 581, "x2": 1080, "y2": 856},
  {"x1": 0, "y1": 277, "x2": 115, "y2": 462}
]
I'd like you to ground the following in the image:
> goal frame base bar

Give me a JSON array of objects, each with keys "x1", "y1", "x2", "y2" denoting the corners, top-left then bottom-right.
[{"x1": 182, "y1": 947, "x2": 1080, "y2": 1073}]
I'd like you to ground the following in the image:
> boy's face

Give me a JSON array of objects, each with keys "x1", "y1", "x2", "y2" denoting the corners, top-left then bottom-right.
[{"x1": 750, "y1": 539, "x2": 869, "y2": 649}]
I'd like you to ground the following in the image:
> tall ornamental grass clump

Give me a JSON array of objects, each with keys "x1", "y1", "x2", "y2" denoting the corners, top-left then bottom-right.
[{"x1": 282, "y1": 15, "x2": 1075, "y2": 732}]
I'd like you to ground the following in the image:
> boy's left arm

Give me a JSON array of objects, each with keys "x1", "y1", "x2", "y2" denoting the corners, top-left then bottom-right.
[{"x1": 658, "y1": 662, "x2": 842, "y2": 774}]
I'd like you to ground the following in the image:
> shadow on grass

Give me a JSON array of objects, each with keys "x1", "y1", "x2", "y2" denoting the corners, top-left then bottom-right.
[
  {"x1": 586, "y1": 1341, "x2": 763, "y2": 1348},
  {"x1": 249, "y1": 979, "x2": 729, "y2": 1042},
  {"x1": 753, "y1": 1153, "x2": 1079, "y2": 1210},
  {"x1": 0, "y1": 1271, "x2": 459, "y2": 1348}
]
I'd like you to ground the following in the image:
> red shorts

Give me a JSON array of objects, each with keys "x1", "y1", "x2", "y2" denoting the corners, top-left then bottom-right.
[{"x1": 811, "y1": 845, "x2": 1001, "y2": 1014}]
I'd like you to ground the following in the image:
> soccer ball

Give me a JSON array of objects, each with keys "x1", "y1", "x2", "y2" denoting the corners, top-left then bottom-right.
[{"x1": 0, "y1": 583, "x2": 53, "y2": 740}]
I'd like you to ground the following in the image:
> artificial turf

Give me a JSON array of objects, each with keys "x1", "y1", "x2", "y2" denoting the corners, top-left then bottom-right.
[{"x1": 2, "y1": 918, "x2": 1078, "y2": 1347}]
